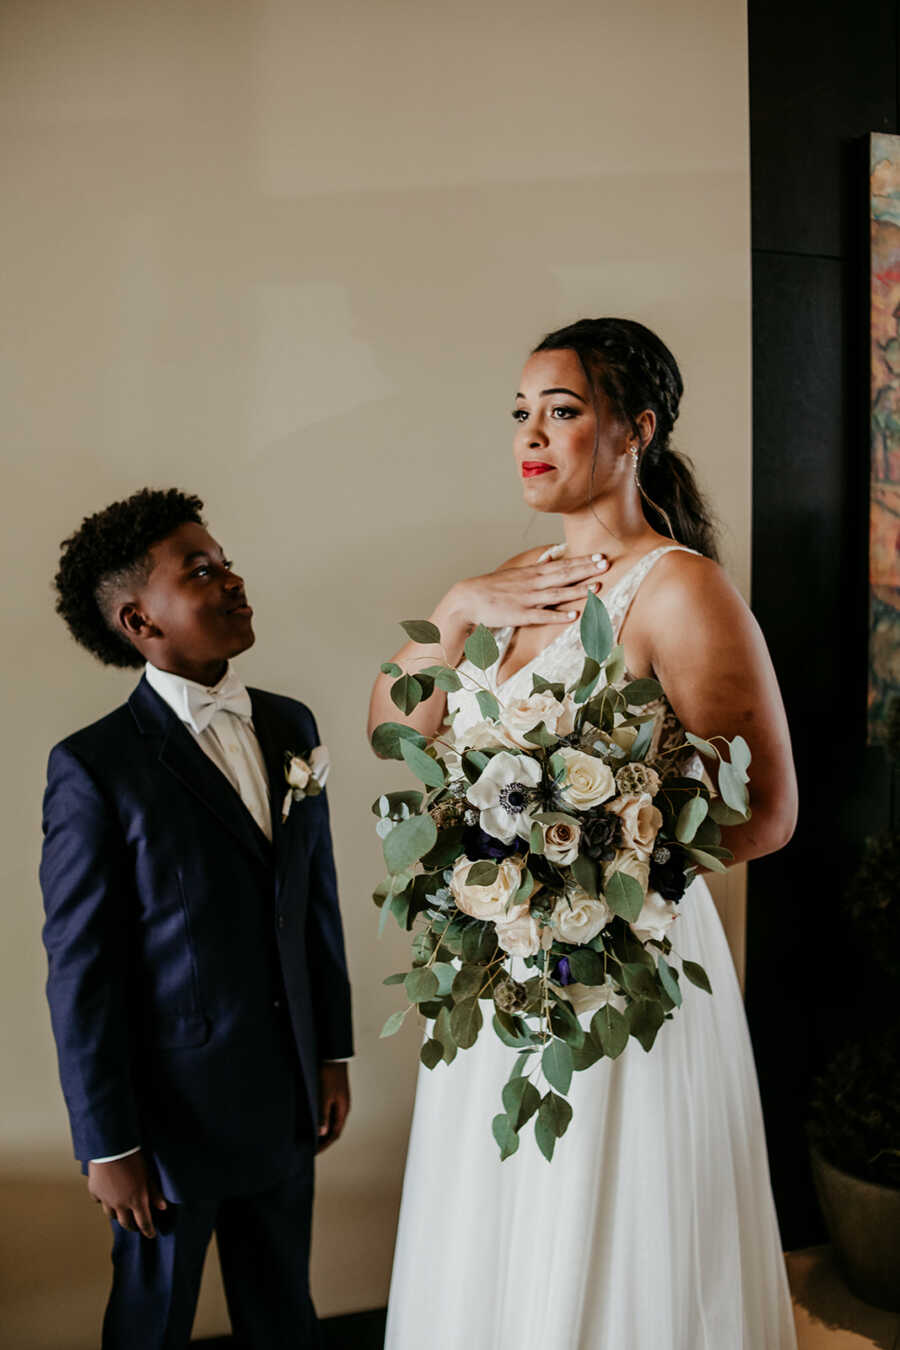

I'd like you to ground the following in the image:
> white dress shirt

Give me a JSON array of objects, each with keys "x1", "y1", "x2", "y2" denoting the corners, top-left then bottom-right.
[{"x1": 90, "y1": 662, "x2": 345, "y2": 1165}]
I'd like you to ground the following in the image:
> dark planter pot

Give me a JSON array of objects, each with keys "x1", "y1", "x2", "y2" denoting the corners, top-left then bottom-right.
[{"x1": 810, "y1": 1145, "x2": 900, "y2": 1312}]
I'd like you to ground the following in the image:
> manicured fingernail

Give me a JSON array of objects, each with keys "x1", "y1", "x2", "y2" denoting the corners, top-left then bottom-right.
[
  {"x1": 588, "y1": 583, "x2": 598, "y2": 592},
  {"x1": 596, "y1": 559, "x2": 609, "y2": 572},
  {"x1": 567, "y1": 611, "x2": 578, "y2": 619}
]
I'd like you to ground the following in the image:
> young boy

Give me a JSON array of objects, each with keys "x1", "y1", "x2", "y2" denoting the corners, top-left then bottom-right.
[{"x1": 40, "y1": 488, "x2": 353, "y2": 1349}]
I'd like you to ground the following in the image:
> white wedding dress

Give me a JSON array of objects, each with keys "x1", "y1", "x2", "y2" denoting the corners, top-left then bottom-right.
[{"x1": 384, "y1": 544, "x2": 797, "y2": 1350}]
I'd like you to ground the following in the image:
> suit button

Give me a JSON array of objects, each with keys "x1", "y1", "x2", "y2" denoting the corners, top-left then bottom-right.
[
  {"x1": 273, "y1": 998, "x2": 282, "y2": 1009},
  {"x1": 277, "y1": 915, "x2": 286, "y2": 930}
]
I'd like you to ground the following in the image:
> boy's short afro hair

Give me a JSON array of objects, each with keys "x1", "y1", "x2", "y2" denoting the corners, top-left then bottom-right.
[{"x1": 54, "y1": 487, "x2": 205, "y2": 668}]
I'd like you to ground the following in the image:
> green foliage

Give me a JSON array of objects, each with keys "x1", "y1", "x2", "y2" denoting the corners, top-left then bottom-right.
[
  {"x1": 476, "y1": 689, "x2": 501, "y2": 721},
  {"x1": 399, "y1": 738, "x2": 446, "y2": 788},
  {"x1": 809, "y1": 1036, "x2": 900, "y2": 1189},
  {"x1": 492, "y1": 1113, "x2": 520, "y2": 1160},
  {"x1": 604, "y1": 870, "x2": 644, "y2": 922},
  {"x1": 383, "y1": 814, "x2": 438, "y2": 874},
  {"x1": 464, "y1": 625, "x2": 500, "y2": 670},
  {"x1": 542, "y1": 1039, "x2": 574, "y2": 1094},
  {"x1": 626, "y1": 999, "x2": 665, "y2": 1052},
  {"x1": 682, "y1": 960, "x2": 712, "y2": 994},
  {"x1": 580, "y1": 589, "x2": 614, "y2": 664},
  {"x1": 450, "y1": 998, "x2": 483, "y2": 1049},
  {"x1": 391, "y1": 674, "x2": 423, "y2": 714},
  {"x1": 591, "y1": 1004, "x2": 628, "y2": 1059},
  {"x1": 401, "y1": 619, "x2": 442, "y2": 644},
  {"x1": 420, "y1": 1039, "x2": 443, "y2": 1070}
]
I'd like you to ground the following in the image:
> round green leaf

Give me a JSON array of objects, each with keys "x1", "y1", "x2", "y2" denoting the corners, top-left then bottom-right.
[
  {"x1": 580, "y1": 588, "x2": 614, "y2": 664},
  {"x1": 622, "y1": 678, "x2": 663, "y2": 706},
  {"x1": 465, "y1": 859, "x2": 499, "y2": 887},
  {"x1": 380, "y1": 661, "x2": 402, "y2": 676},
  {"x1": 675, "y1": 795, "x2": 709, "y2": 843},
  {"x1": 390, "y1": 674, "x2": 423, "y2": 714},
  {"x1": 380, "y1": 1008, "x2": 409, "y2": 1038},
  {"x1": 399, "y1": 738, "x2": 447, "y2": 788},
  {"x1": 450, "y1": 997, "x2": 483, "y2": 1049},
  {"x1": 626, "y1": 999, "x2": 665, "y2": 1052},
  {"x1": 492, "y1": 1112, "x2": 520, "y2": 1160},
  {"x1": 657, "y1": 955, "x2": 682, "y2": 1007},
  {"x1": 541, "y1": 1038, "x2": 574, "y2": 1095},
  {"x1": 420, "y1": 1038, "x2": 443, "y2": 1069},
  {"x1": 451, "y1": 963, "x2": 485, "y2": 1000},
  {"x1": 401, "y1": 619, "x2": 442, "y2": 644},
  {"x1": 383, "y1": 813, "x2": 438, "y2": 874},
  {"x1": 464, "y1": 624, "x2": 500, "y2": 670},
  {"x1": 568, "y1": 949, "x2": 605, "y2": 985},
  {"x1": 538, "y1": 1089, "x2": 574, "y2": 1138},
  {"x1": 604, "y1": 869, "x2": 644, "y2": 922},
  {"x1": 591, "y1": 1004, "x2": 628, "y2": 1059},
  {"x1": 502, "y1": 1076, "x2": 541, "y2": 1129},
  {"x1": 682, "y1": 959, "x2": 712, "y2": 994},
  {"x1": 405, "y1": 968, "x2": 439, "y2": 1003},
  {"x1": 371, "y1": 721, "x2": 427, "y2": 760}
]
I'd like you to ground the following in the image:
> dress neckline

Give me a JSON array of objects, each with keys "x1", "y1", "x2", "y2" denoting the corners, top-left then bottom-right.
[{"x1": 491, "y1": 542, "x2": 688, "y2": 691}]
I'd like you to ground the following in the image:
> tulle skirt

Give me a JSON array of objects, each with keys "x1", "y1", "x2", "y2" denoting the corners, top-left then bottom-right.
[{"x1": 384, "y1": 877, "x2": 797, "y2": 1350}]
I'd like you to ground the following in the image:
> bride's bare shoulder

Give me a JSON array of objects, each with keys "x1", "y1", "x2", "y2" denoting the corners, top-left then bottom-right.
[{"x1": 638, "y1": 547, "x2": 747, "y2": 623}]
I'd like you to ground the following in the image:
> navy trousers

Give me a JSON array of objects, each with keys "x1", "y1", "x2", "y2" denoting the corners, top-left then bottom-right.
[{"x1": 101, "y1": 1152, "x2": 320, "y2": 1350}]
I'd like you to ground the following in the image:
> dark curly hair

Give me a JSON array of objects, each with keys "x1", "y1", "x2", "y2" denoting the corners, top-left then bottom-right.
[
  {"x1": 534, "y1": 317, "x2": 719, "y2": 560},
  {"x1": 54, "y1": 488, "x2": 205, "y2": 668}
]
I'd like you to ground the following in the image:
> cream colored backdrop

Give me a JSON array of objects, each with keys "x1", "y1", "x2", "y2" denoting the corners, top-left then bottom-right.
[{"x1": 1, "y1": 0, "x2": 750, "y2": 1342}]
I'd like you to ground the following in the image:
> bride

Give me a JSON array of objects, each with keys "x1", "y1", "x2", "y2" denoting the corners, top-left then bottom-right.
[{"x1": 367, "y1": 317, "x2": 798, "y2": 1349}]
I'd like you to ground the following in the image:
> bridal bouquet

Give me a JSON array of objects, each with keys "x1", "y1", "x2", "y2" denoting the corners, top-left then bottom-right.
[{"x1": 372, "y1": 591, "x2": 751, "y2": 1162}]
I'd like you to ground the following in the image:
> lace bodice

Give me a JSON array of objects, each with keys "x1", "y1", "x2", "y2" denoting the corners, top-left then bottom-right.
[{"x1": 447, "y1": 543, "x2": 701, "y2": 767}]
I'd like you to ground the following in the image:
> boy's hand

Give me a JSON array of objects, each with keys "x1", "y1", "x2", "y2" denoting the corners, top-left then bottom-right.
[
  {"x1": 87, "y1": 1151, "x2": 168, "y2": 1238},
  {"x1": 317, "y1": 1062, "x2": 350, "y2": 1151}
]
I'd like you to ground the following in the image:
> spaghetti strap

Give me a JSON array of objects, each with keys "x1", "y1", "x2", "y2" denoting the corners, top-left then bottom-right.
[{"x1": 612, "y1": 543, "x2": 699, "y2": 641}]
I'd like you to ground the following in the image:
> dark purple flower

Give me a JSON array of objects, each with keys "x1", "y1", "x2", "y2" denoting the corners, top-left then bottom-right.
[
  {"x1": 650, "y1": 851, "x2": 688, "y2": 902},
  {"x1": 555, "y1": 956, "x2": 572, "y2": 986},
  {"x1": 463, "y1": 824, "x2": 519, "y2": 862}
]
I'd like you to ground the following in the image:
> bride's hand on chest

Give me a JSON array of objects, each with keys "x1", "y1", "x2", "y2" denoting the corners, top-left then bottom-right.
[{"x1": 439, "y1": 547, "x2": 608, "y2": 634}]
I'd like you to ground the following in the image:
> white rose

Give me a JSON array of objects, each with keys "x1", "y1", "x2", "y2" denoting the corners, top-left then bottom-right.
[
  {"x1": 500, "y1": 692, "x2": 577, "y2": 748},
  {"x1": 604, "y1": 848, "x2": 650, "y2": 895},
  {"x1": 629, "y1": 889, "x2": 679, "y2": 944},
  {"x1": 606, "y1": 792, "x2": 663, "y2": 858},
  {"x1": 449, "y1": 855, "x2": 527, "y2": 922},
  {"x1": 556, "y1": 747, "x2": 616, "y2": 810},
  {"x1": 551, "y1": 886, "x2": 611, "y2": 944},
  {"x1": 494, "y1": 912, "x2": 543, "y2": 957},
  {"x1": 535, "y1": 816, "x2": 581, "y2": 865},
  {"x1": 455, "y1": 719, "x2": 517, "y2": 753},
  {"x1": 555, "y1": 979, "x2": 626, "y2": 1018},
  {"x1": 286, "y1": 756, "x2": 311, "y2": 790}
]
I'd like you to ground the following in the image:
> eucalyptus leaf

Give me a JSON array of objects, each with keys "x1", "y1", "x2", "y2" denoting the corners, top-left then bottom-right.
[
  {"x1": 461, "y1": 749, "x2": 490, "y2": 783},
  {"x1": 371, "y1": 789, "x2": 424, "y2": 818},
  {"x1": 371, "y1": 721, "x2": 427, "y2": 760},
  {"x1": 462, "y1": 924, "x2": 497, "y2": 964},
  {"x1": 604, "y1": 644, "x2": 626, "y2": 686},
  {"x1": 548, "y1": 997, "x2": 586, "y2": 1048},
  {"x1": 627, "y1": 999, "x2": 665, "y2": 1051},
  {"x1": 380, "y1": 1008, "x2": 409, "y2": 1038},
  {"x1": 432, "y1": 962, "x2": 457, "y2": 997},
  {"x1": 580, "y1": 588, "x2": 614, "y2": 664},
  {"x1": 568, "y1": 948, "x2": 605, "y2": 985},
  {"x1": 539, "y1": 1089, "x2": 574, "y2": 1138},
  {"x1": 571, "y1": 853, "x2": 599, "y2": 897},
  {"x1": 532, "y1": 674, "x2": 566, "y2": 699},
  {"x1": 604, "y1": 870, "x2": 645, "y2": 922},
  {"x1": 476, "y1": 689, "x2": 501, "y2": 722},
  {"x1": 717, "y1": 760, "x2": 749, "y2": 814},
  {"x1": 391, "y1": 674, "x2": 423, "y2": 715},
  {"x1": 465, "y1": 859, "x2": 499, "y2": 887},
  {"x1": 513, "y1": 867, "x2": 535, "y2": 906},
  {"x1": 529, "y1": 822, "x2": 545, "y2": 855},
  {"x1": 619, "y1": 962, "x2": 659, "y2": 1000},
  {"x1": 492, "y1": 1112, "x2": 520, "y2": 1160},
  {"x1": 421, "y1": 824, "x2": 465, "y2": 870},
  {"x1": 433, "y1": 667, "x2": 463, "y2": 692},
  {"x1": 523, "y1": 721, "x2": 559, "y2": 748},
  {"x1": 675, "y1": 795, "x2": 709, "y2": 844},
  {"x1": 571, "y1": 1036, "x2": 603, "y2": 1071},
  {"x1": 420, "y1": 1038, "x2": 444, "y2": 1070},
  {"x1": 629, "y1": 719, "x2": 655, "y2": 762},
  {"x1": 450, "y1": 997, "x2": 483, "y2": 1049},
  {"x1": 502, "y1": 1076, "x2": 541, "y2": 1129},
  {"x1": 380, "y1": 661, "x2": 402, "y2": 677},
  {"x1": 405, "y1": 968, "x2": 439, "y2": 1003},
  {"x1": 509, "y1": 1050, "x2": 535, "y2": 1080},
  {"x1": 709, "y1": 798, "x2": 750, "y2": 827},
  {"x1": 573, "y1": 656, "x2": 602, "y2": 704},
  {"x1": 451, "y1": 963, "x2": 485, "y2": 1000},
  {"x1": 591, "y1": 1004, "x2": 629, "y2": 1059},
  {"x1": 730, "y1": 735, "x2": 751, "y2": 780},
  {"x1": 542, "y1": 1039, "x2": 574, "y2": 1094},
  {"x1": 682, "y1": 960, "x2": 712, "y2": 994},
  {"x1": 383, "y1": 813, "x2": 438, "y2": 874},
  {"x1": 464, "y1": 625, "x2": 500, "y2": 671},
  {"x1": 400, "y1": 738, "x2": 447, "y2": 788},
  {"x1": 492, "y1": 1011, "x2": 535, "y2": 1049},
  {"x1": 401, "y1": 619, "x2": 442, "y2": 644},
  {"x1": 683, "y1": 845, "x2": 728, "y2": 873},
  {"x1": 657, "y1": 956, "x2": 682, "y2": 1007},
  {"x1": 535, "y1": 1114, "x2": 556, "y2": 1162},
  {"x1": 685, "y1": 731, "x2": 718, "y2": 759},
  {"x1": 382, "y1": 971, "x2": 408, "y2": 985},
  {"x1": 622, "y1": 678, "x2": 663, "y2": 706},
  {"x1": 434, "y1": 1006, "x2": 457, "y2": 1063}
]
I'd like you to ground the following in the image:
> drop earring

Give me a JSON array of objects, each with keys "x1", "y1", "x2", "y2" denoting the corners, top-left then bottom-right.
[{"x1": 629, "y1": 444, "x2": 640, "y2": 479}]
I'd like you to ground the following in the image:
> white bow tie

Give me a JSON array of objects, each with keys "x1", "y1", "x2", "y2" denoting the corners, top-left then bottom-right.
[{"x1": 186, "y1": 671, "x2": 253, "y2": 734}]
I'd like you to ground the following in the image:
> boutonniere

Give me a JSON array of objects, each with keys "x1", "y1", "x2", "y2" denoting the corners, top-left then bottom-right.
[{"x1": 281, "y1": 745, "x2": 331, "y2": 823}]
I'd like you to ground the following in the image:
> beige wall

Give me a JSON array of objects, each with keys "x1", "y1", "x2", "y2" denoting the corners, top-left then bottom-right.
[{"x1": 1, "y1": 0, "x2": 750, "y2": 1341}]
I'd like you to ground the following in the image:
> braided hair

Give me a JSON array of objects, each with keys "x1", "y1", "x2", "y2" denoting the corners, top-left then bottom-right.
[{"x1": 534, "y1": 318, "x2": 719, "y2": 560}]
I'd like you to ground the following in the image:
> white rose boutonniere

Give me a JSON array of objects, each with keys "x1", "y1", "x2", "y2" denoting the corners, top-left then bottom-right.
[{"x1": 282, "y1": 745, "x2": 330, "y2": 823}]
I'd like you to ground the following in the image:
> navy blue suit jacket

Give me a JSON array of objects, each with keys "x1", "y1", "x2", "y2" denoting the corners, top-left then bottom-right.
[{"x1": 39, "y1": 676, "x2": 353, "y2": 1203}]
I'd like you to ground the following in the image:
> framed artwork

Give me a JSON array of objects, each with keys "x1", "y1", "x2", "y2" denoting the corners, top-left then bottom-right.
[{"x1": 868, "y1": 133, "x2": 900, "y2": 743}]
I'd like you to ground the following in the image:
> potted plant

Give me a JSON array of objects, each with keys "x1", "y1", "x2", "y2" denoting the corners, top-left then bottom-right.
[{"x1": 807, "y1": 830, "x2": 900, "y2": 1311}]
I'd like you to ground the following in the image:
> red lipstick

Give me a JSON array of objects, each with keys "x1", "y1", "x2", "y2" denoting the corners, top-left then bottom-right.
[{"x1": 522, "y1": 462, "x2": 555, "y2": 477}]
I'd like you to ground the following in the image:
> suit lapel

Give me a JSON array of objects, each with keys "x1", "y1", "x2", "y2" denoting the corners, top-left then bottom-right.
[{"x1": 129, "y1": 676, "x2": 272, "y2": 867}]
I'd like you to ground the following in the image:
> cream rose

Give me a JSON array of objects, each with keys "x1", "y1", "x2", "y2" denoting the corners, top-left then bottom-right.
[
  {"x1": 534, "y1": 816, "x2": 581, "y2": 865},
  {"x1": 556, "y1": 979, "x2": 626, "y2": 1018},
  {"x1": 494, "y1": 912, "x2": 543, "y2": 958},
  {"x1": 500, "y1": 691, "x2": 577, "y2": 748},
  {"x1": 449, "y1": 855, "x2": 527, "y2": 922},
  {"x1": 551, "y1": 886, "x2": 611, "y2": 944},
  {"x1": 285, "y1": 756, "x2": 311, "y2": 791},
  {"x1": 606, "y1": 792, "x2": 663, "y2": 859},
  {"x1": 629, "y1": 889, "x2": 679, "y2": 943},
  {"x1": 556, "y1": 747, "x2": 616, "y2": 810},
  {"x1": 604, "y1": 848, "x2": 650, "y2": 895},
  {"x1": 455, "y1": 718, "x2": 517, "y2": 753}
]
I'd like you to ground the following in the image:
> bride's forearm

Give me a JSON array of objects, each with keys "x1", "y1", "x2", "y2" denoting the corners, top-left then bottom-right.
[{"x1": 366, "y1": 587, "x2": 473, "y2": 748}]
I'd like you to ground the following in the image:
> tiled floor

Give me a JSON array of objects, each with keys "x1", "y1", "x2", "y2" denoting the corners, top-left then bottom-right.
[{"x1": 789, "y1": 1247, "x2": 900, "y2": 1350}]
